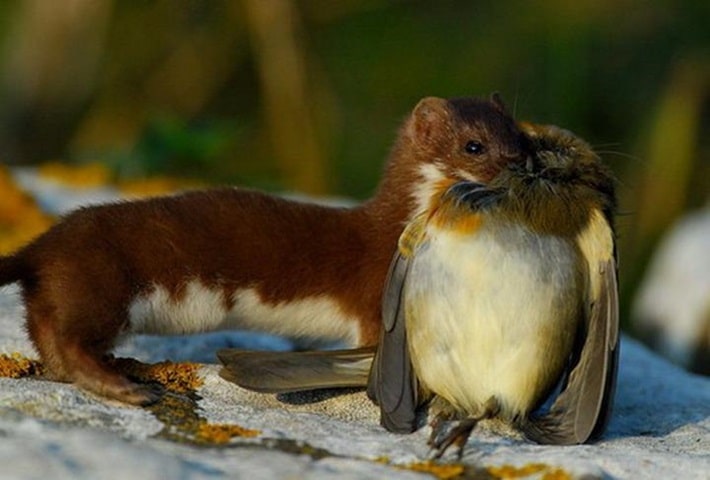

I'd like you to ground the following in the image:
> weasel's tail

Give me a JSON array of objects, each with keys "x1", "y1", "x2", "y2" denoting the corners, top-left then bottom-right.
[{"x1": 0, "y1": 255, "x2": 24, "y2": 286}]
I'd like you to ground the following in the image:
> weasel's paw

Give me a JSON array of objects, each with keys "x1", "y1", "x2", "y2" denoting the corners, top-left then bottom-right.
[
  {"x1": 129, "y1": 382, "x2": 166, "y2": 406},
  {"x1": 74, "y1": 369, "x2": 166, "y2": 406}
]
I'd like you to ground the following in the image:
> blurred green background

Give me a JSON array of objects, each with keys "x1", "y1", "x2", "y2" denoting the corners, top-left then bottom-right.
[{"x1": 0, "y1": 0, "x2": 708, "y2": 331}]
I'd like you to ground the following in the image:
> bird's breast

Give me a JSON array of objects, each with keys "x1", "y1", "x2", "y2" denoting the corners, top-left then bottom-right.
[{"x1": 405, "y1": 217, "x2": 584, "y2": 418}]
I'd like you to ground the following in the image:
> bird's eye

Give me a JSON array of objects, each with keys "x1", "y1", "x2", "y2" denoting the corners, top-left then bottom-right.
[{"x1": 464, "y1": 141, "x2": 485, "y2": 155}]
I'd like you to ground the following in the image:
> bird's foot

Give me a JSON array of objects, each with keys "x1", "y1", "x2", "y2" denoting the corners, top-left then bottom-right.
[
  {"x1": 427, "y1": 396, "x2": 500, "y2": 459},
  {"x1": 428, "y1": 417, "x2": 478, "y2": 460}
]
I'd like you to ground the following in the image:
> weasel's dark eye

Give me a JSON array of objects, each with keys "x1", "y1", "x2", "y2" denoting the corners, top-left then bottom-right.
[{"x1": 464, "y1": 141, "x2": 485, "y2": 155}]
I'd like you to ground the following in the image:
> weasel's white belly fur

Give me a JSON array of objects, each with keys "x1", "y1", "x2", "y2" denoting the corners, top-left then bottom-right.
[
  {"x1": 405, "y1": 220, "x2": 583, "y2": 418},
  {"x1": 126, "y1": 283, "x2": 361, "y2": 345}
]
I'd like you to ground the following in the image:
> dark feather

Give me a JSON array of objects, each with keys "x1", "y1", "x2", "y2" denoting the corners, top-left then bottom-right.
[
  {"x1": 444, "y1": 181, "x2": 501, "y2": 211},
  {"x1": 217, "y1": 347, "x2": 374, "y2": 394},
  {"x1": 521, "y1": 257, "x2": 619, "y2": 444},
  {"x1": 367, "y1": 253, "x2": 419, "y2": 433}
]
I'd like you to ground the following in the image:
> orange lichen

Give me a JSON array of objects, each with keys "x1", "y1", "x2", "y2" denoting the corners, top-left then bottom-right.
[
  {"x1": 487, "y1": 463, "x2": 572, "y2": 479},
  {"x1": 404, "y1": 461, "x2": 465, "y2": 480},
  {"x1": 196, "y1": 422, "x2": 261, "y2": 444},
  {"x1": 110, "y1": 357, "x2": 203, "y2": 393},
  {"x1": 539, "y1": 469, "x2": 573, "y2": 480},
  {"x1": 0, "y1": 353, "x2": 44, "y2": 378},
  {"x1": 0, "y1": 165, "x2": 55, "y2": 254},
  {"x1": 395, "y1": 461, "x2": 572, "y2": 480}
]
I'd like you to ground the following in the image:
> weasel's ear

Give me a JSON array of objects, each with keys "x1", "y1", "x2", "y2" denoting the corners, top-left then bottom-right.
[
  {"x1": 407, "y1": 97, "x2": 450, "y2": 149},
  {"x1": 490, "y1": 92, "x2": 508, "y2": 112}
]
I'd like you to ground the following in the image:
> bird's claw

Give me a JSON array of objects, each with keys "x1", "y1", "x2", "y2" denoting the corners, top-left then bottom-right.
[{"x1": 427, "y1": 418, "x2": 477, "y2": 460}]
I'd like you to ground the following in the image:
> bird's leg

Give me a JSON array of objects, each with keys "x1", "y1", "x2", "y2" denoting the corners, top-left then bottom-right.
[
  {"x1": 430, "y1": 418, "x2": 478, "y2": 460},
  {"x1": 429, "y1": 396, "x2": 500, "y2": 459},
  {"x1": 427, "y1": 396, "x2": 467, "y2": 458}
]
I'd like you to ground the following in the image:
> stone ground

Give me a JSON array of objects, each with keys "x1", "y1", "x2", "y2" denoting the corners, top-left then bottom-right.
[{"x1": 1, "y1": 284, "x2": 709, "y2": 480}]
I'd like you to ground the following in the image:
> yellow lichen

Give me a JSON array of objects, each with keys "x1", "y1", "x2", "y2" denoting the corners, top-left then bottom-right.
[
  {"x1": 196, "y1": 422, "x2": 261, "y2": 444},
  {"x1": 111, "y1": 358, "x2": 204, "y2": 393},
  {"x1": 541, "y1": 469, "x2": 573, "y2": 480},
  {"x1": 487, "y1": 463, "x2": 572, "y2": 479},
  {"x1": 0, "y1": 353, "x2": 44, "y2": 378},
  {"x1": 403, "y1": 461, "x2": 465, "y2": 480}
]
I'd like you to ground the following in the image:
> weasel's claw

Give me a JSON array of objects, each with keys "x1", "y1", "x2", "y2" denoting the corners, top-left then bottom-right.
[{"x1": 137, "y1": 383, "x2": 166, "y2": 406}]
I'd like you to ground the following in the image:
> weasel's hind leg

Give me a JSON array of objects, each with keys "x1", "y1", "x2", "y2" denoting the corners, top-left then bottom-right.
[
  {"x1": 26, "y1": 304, "x2": 72, "y2": 382},
  {"x1": 25, "y1": 301, "x2": 163, "y2": 406},
  {"x1": 65, "y1": 342, "x2": 164, "y2": 405}
]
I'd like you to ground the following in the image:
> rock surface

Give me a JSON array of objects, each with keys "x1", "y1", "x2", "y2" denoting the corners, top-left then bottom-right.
[
  {"x1": 632, "y1": 205, "x2": 710, "y2": 374},
  {"x1": 1, "y1": 284, "x2": 709, "y2": 480}
]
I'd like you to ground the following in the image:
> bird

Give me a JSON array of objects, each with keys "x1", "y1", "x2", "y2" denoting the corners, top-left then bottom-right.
[{"x1": 219, "y1": 121, "x2": 619, "y2": 457}]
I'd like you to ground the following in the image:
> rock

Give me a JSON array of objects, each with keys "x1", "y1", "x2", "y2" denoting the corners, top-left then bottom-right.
[
  {"x1": 633, "y1": 206, "x2": 710, "y2": 374},
  {"x1": 1, "y1": 284, "x2": 709, "y2": 479}
]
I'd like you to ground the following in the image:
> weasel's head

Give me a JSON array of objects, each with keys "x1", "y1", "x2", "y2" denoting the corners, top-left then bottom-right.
[{"x1": 389, "y1": 94, "x2": 530, "y2": 215}]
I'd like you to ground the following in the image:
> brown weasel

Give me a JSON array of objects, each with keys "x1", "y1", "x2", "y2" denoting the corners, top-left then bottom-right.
[{"x1": 0, "y1": 95, "x2": 531, "y2": 405}]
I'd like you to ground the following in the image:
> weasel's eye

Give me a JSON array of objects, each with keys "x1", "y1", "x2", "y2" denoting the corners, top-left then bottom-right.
[{"x1": 464, "y1": 141, "x2": 485, "y2": 155}]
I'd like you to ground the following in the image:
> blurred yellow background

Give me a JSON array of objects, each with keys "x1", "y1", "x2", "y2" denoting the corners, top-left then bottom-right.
[{"x1": 0, "y1": 0, "x2": 708, "y2": 332}]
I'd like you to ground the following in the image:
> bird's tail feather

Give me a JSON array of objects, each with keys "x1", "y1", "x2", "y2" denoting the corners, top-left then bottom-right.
[{"x1": 217, "y1": 346, "x2": 376, "y2": 394}]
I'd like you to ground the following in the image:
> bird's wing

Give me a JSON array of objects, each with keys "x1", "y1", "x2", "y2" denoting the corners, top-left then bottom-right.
[
  {"x1": 522, "y1": 212, "x2": 619, "y2": 444},
  {"x1": 366, "y1": 251, "x2": 420, "y2": 433},
  {"x1": 217, "y1": 347, "x2": 374, "y2": 393},
  {"x1": 367, "y1": 184, "x2": 498, "y2": 434}
]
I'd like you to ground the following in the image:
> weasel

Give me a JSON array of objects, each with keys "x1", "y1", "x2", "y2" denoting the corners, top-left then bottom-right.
[{"x1": 0, "y1": 95, "x2": 531, "y2": 404}]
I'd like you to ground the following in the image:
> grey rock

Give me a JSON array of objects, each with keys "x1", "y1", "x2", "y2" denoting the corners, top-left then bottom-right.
[{"x1": 1, "y1": 284, "x2": 709, "y2": 479}]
